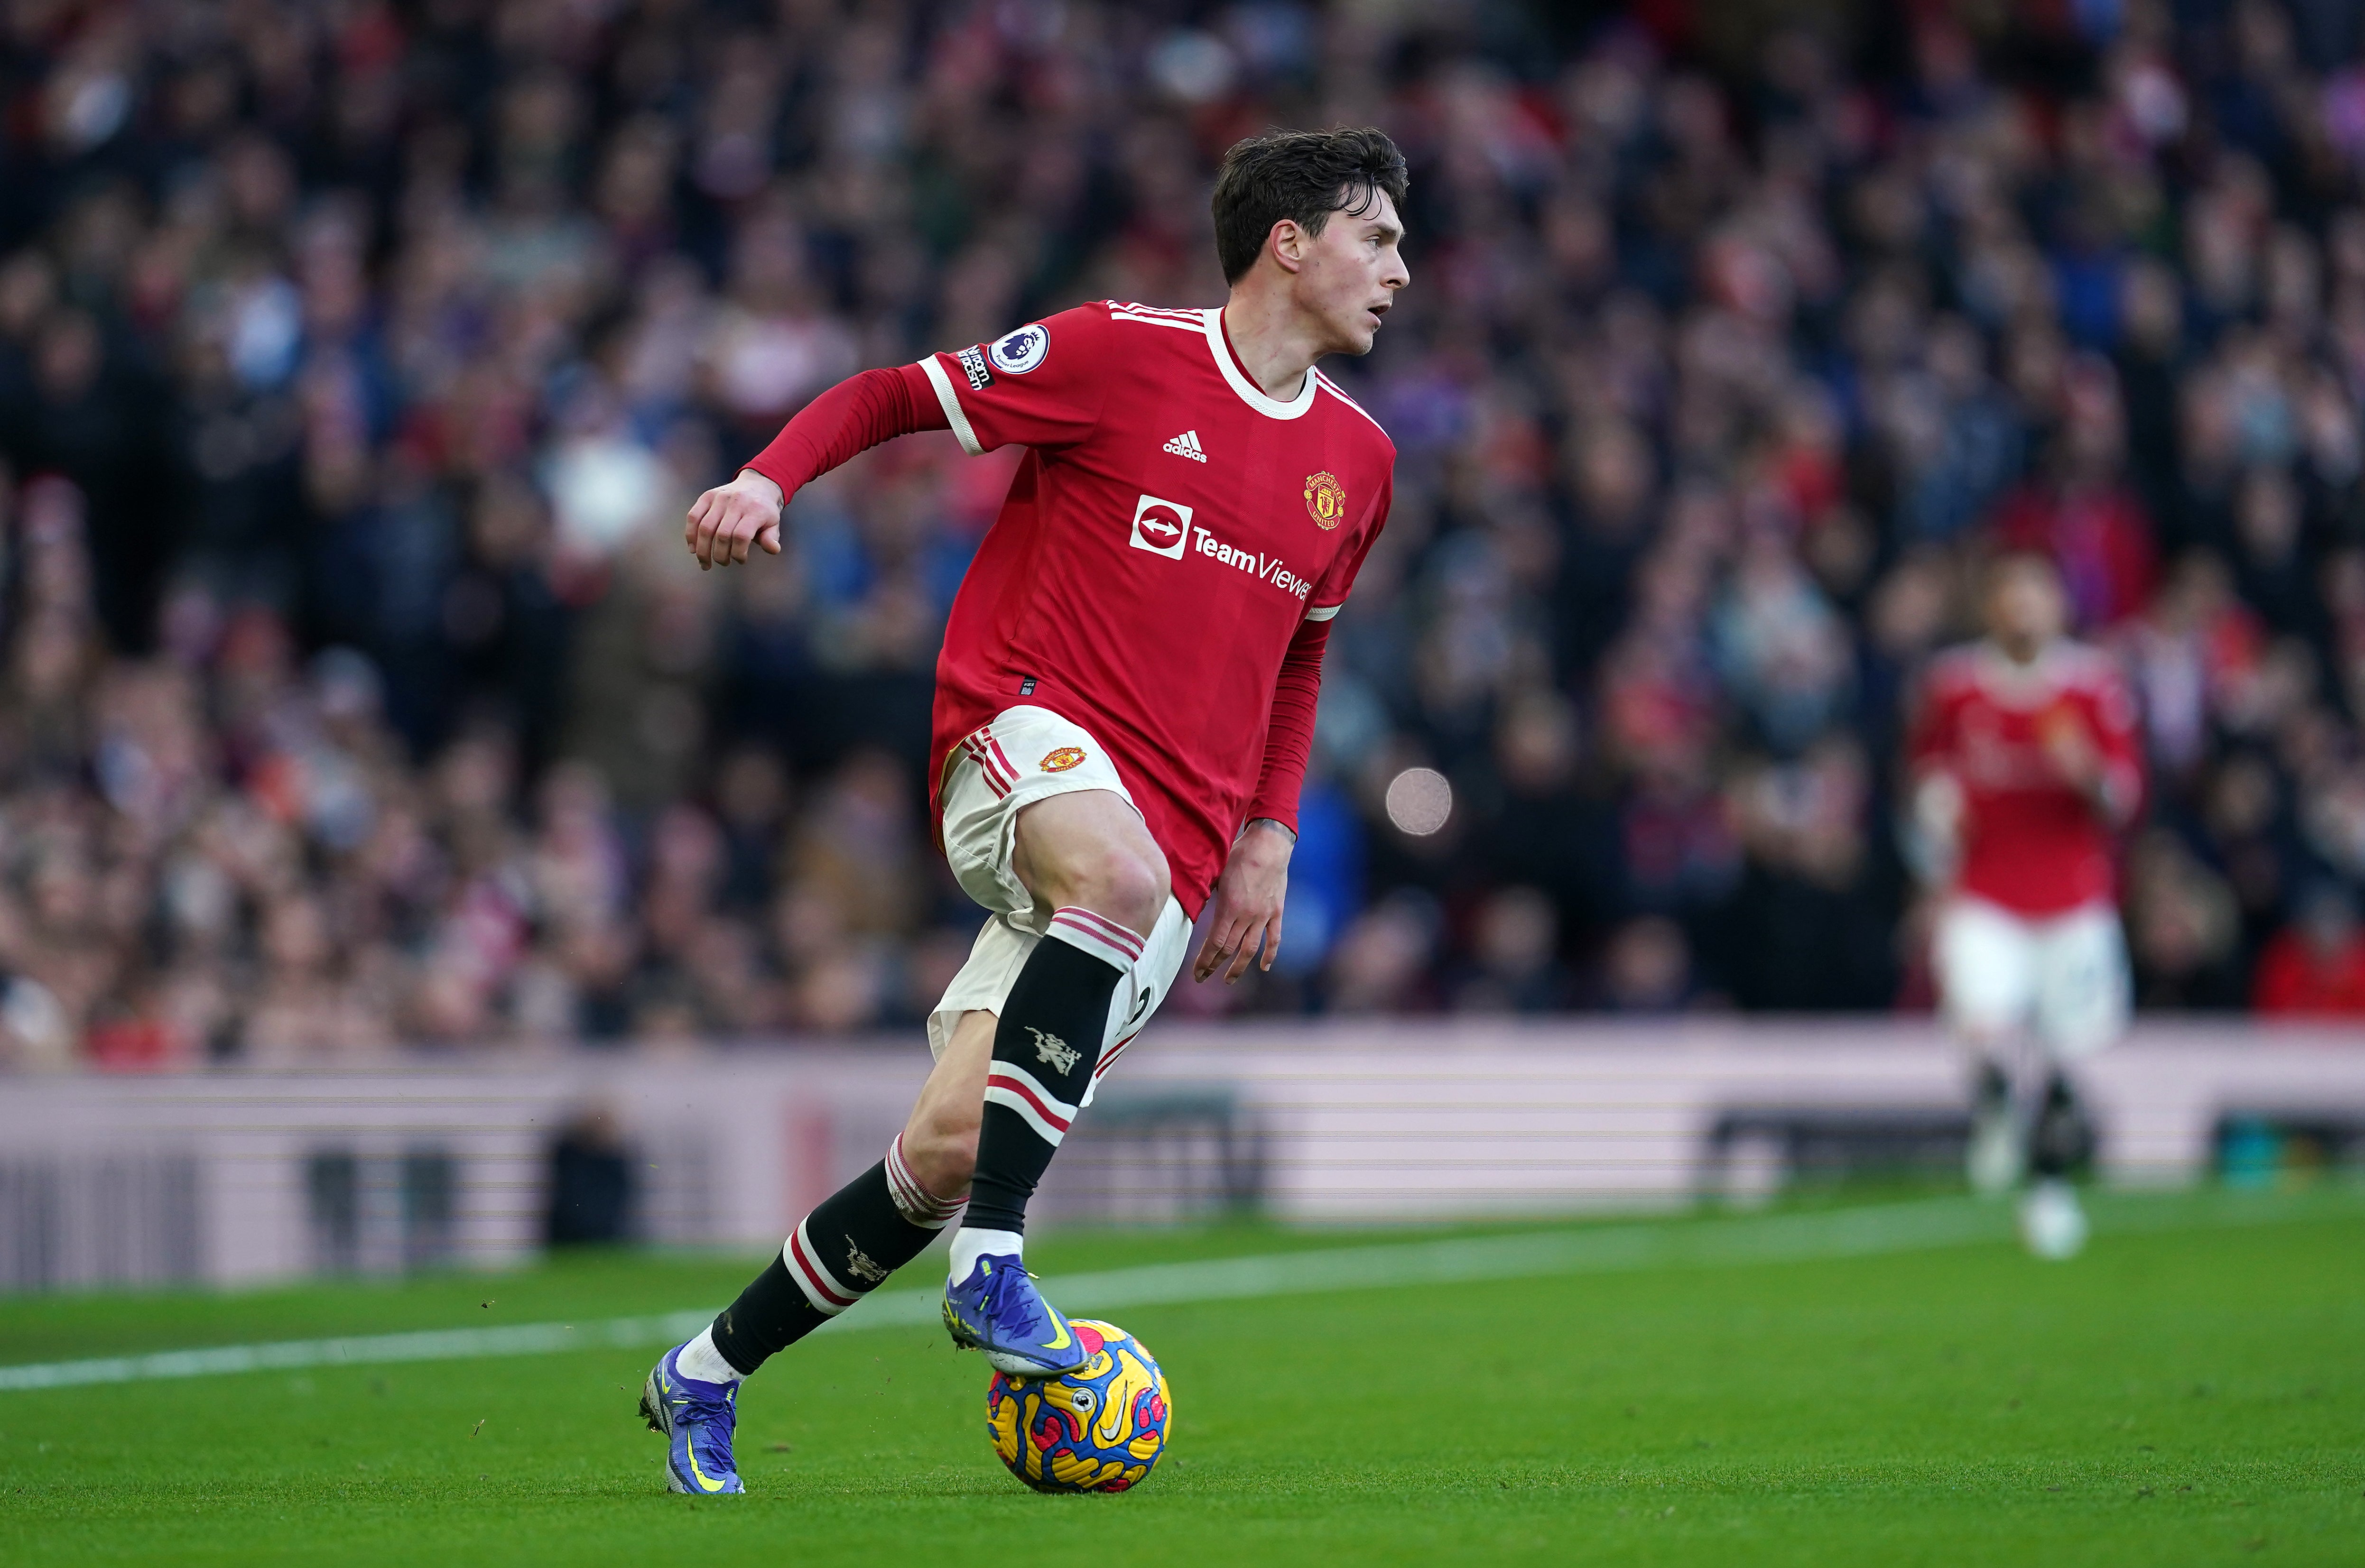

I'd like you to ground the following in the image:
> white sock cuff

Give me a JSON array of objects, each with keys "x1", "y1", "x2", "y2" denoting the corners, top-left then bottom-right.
[
  {"x1": 885, "y1": 1133, "x2": 965, "y2": 1228},
  {"x1": 948, "y1": 1226, "x2": 1025, "y2": 1283},
  {"x1": 674, "y1": 1326, "x2": 743, "y2": 1384},
  {"x1": 1045, "y1": 905, "x2": 1145, "y2": 972}
]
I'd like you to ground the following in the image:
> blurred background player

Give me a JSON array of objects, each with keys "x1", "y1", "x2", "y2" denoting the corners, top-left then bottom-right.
[
  {"x1": 1908, "y1": 552, "x2": 2144, "y2": 1259},
  {"x1": 638, "y1": 127, "x2": 1407, "y2": 1494}
]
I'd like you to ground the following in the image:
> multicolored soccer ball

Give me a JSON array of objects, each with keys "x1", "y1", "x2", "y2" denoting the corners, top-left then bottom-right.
[{"x1": 986, "y1": 1319, "x2": 1170, "y2": 1493}]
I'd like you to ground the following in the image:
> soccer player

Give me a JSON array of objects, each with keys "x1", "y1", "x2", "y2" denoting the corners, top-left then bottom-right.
[
  {"x1": 637, "y1": 128, "x2": 1409, "y2": 1494},
  {"x1": 1907, "y1": 550, "x2": 2144, "y2": 1259}
]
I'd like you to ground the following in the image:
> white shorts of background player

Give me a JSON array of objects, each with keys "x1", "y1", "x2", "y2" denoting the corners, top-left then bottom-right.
[
  {"x1": 1934, "y1": 893, "x2": 2131, "y2": 1061},
  {"x1": 927, "y1": 704, "x2": 1192, "y2": 1103}
]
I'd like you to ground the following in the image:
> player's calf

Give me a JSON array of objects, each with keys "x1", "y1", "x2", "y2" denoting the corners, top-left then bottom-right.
[
  {"x1": 705, "y1": 1133, "x2": 960, "y2": 1373},
  {"x1": 899, "y1": 1011, "x2": 989, "y2": 1195},
  {"x1": 2027, "y1": 1070, "x2": 2096, "y2": 1181},
  {"x1": 2019, "y1": 1071, "x2": 2096, "y2": 1260},
  {"x1": 944, "y1": 896, "x2": 1146, "y2": 1374},
  {"x1": 1966, "y1": 1057, "x2": 2022, "y2": 1197},
  {"x1": 640, "y1": 1134, "x2": 961, "y2": 1489}
]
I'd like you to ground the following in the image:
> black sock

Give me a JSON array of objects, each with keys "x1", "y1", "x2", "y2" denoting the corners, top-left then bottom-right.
[
  {"x1": 708, "y1": 1135, "x2": 959, "y2": 1375},
  {"x1": 962, "y1": 913, "x2": 1134, "y2": 1236},
  {"x1": 1972, "y1": 1059, "x2": 2011, "y2": 1117},
  {"x1": 2028, "y1": 1072, "x2": 2095, "y2": 1180}
]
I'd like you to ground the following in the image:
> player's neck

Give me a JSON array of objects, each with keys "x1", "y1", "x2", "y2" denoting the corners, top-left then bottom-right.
[
  {"x1": 1991, "y1": 635, "x2": 2051, "y2": 667},
  {"x1": 1218, "y1": 296, "x2": 1320, "y2": 403}
]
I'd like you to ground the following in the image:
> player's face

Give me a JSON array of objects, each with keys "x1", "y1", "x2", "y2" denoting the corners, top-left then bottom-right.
[
  {"x1": 1986, "y1": 561, "x2": 2068, "y2": 654},
  {"x1": 1296, "y1": 189, "x2": 1408, "y2": 355}
]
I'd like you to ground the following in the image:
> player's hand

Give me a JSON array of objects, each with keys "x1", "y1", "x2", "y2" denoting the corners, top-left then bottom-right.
[
  {"x1": 2038, "y1": 708, "x2": 2105, "y2": 799},
  {"x1": 686, "y1": 469, "x2": 787, "y2": 570},
  {"x1": 1192, "y1": 819, "x2": 1293, "y2": 985},
  {"x1": 1908, "y1": 771, "x2": 1963, "y2": 885}
]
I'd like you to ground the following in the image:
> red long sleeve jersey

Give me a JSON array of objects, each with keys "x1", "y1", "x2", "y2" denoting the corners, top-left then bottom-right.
[
  {"x1": 911, "y1": 302, "x2": 1394, "y2": 916},
  {"x1": 1907, "y1": 640, "x2": 2144, "y2": 916}
]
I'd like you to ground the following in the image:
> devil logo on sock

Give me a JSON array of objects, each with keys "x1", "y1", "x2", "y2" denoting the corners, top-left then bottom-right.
[
  {"x1": 843, "y1": 1237, "x2": 887, "y2": 1285},
  {"x1": 1027, "y1": 1026, "x2": 1080, "y2": 1074}
]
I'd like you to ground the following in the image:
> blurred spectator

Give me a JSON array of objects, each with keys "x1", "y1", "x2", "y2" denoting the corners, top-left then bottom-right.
[
  {"x1": 545, "y1": 1106, "x2": 635, "y2": 1246},
  {"x1": 2252, "y1": 886, "x2": 2365, "y2": 1014},
  {"x1": 0, "y1": 973, "x2": 73, "y2": 1070},
  {"x1": 1326, "y1": 891, "x2": 1441, "y2": 1015},
  {"x1": 2124, "y1": 829, "x2": 2248, "y2": 1009},
  {"x1": 1716, "y1": 738, "x2": 1900, "y2": 1010},
  {"x1": 1593, "y1": 915, "x2": 1700, "y2": 1013},
  {"x1": 1452, "y1": 885, "x2": 1572, "y2": 1013}
]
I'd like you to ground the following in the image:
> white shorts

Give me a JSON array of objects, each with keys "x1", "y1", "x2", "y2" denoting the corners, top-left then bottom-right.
[
  {"x1": 926, "y1": 706, "x2": 1191, "y2": 1102},
  {"x1": 1934, "y1": 895, "x2": 2130, "y2": 1059}
]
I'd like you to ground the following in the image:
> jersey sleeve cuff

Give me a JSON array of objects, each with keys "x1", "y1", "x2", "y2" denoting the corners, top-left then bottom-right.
[
  {"x1": 739, "y1": 454, "x2": 798, "y2": 500},
  {"x1": 916, "y1": 355, "x2": 985, "y2": 457},
  {"x1": 1304, "y1": 602, "x2": 1343, "y2": 622},
  {"x1": 1243, "y1": 801, "x2": 1299, "y2": 835}
]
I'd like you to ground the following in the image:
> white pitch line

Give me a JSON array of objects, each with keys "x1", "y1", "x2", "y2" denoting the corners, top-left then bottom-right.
[{"x1": 0, "y1": 1191, "x2": 2335, "y2": 1393}]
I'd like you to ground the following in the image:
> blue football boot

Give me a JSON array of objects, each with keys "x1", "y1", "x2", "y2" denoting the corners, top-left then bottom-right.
[
  {"x1": 942, "y1": 1253, "x2": 1089, "y2": 1376},
  {"x1": 639, "y1": 1343, "x2": 745, "y2": 1495}
]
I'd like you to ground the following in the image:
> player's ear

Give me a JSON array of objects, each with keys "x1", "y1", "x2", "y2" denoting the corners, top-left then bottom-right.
[{"x1": 1268, "y1": 218, "x2": 1307, "y2": 274}]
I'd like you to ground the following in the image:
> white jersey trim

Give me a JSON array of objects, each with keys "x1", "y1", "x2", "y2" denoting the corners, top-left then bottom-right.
[
  {"x1": 1111, "y1": 301, "x2": 1201, "y2": 319},
  {"x1": 1111, "y1": 311, "x2": 1206, "y2": 333},
  {"x1": 1199, "y1": 309, "x2": 1317, "y2": 420},
  {"x1": 1314, "y1": 369, "x2": 1390, "y2": 440},
  {"x1": 917, "y1": 355, "x2": 985, "y2": 457},
  {"x1": 1304, "y1": 603, "x2": 1342, "y2": 621},
  {"x1": 1111, "y1": 302, "x2": 1205, "y2": 329}
]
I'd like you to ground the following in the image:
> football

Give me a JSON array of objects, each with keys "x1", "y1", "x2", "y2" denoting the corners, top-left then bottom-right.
[{"x1": 985, "y1": 1319, "x2": 1171, "y2": 1493}]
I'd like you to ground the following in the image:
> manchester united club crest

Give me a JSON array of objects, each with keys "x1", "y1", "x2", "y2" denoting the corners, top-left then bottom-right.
[
  {"x1": 1040, "y1": 746, "x2": 1086, "y2": 773},
  {"x1": 1304, "y1": 470, "x2": 1346, "y2": 530}
]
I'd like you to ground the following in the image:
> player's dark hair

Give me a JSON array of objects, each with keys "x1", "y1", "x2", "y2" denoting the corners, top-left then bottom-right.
[
  {"x1": 1211, "y1": 127, "x2": 1409, "y2": 284},
  {"x1": 1985, "y1": 545, "x2": 2063, "y2": 589}
]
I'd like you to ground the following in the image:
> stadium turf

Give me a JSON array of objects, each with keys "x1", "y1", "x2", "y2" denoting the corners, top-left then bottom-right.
[{"x1": 2, "y1": 1188, "x2": 2361, "y2": 1567}]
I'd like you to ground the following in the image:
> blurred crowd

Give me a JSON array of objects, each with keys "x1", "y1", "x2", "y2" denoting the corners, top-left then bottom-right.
[{"x1": 6, "y1": 0, "x2": 2365, "y2": 1067}]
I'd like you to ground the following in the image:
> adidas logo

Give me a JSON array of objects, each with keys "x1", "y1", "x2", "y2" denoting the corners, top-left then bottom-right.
[{"x1": 1162, "y1": 430, "x2": 1207, "y2": 462}]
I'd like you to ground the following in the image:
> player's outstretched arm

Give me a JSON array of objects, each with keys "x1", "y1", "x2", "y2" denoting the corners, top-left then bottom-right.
[
  {"x1": 686, "y1": 362, "x2": 947, "y2": 569},
  {"x1": 1193, "y1": 819, "x2": 1295, "y2": 984}
]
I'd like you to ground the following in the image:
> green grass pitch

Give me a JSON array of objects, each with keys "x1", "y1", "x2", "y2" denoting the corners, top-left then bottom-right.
[{"x1": 2, "y1": 1188, "x2": 2362, "y2": 1567}]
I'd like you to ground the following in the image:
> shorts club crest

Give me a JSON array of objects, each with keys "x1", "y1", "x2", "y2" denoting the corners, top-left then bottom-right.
[{"x1": 1040, "y1": 746, "x2": 1086, "y2": 772}]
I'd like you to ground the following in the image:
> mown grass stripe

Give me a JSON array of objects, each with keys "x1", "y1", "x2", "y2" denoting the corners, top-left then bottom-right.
[{"x1": 0, "y1": 1189, "x2": 2339, "y2": 1393}]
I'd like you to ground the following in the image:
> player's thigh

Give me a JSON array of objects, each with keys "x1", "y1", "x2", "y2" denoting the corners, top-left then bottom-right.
[
  {"x1": 1011, "y1": 787, "x2": 1170, "y2": 926},
  {"x1": 941, "y1": 707, "x2": 1163, "y2": 928},
  {"x1": 1935, "y1": 897, "x2": 2039, "y2": 1041},
  {"x1": 2031, "y1": 905, "x2": 2130, "y2": 1061}
]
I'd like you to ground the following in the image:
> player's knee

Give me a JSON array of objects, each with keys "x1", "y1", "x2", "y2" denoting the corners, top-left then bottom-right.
[{"x1": 1070, "y1": 844, "x2": 1167, "y2": 936}]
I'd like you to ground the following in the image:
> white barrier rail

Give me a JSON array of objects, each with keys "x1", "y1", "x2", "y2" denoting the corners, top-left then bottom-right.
[{"x1": 0, "y1": 1018, "x2": 2360, "y2": 1291}]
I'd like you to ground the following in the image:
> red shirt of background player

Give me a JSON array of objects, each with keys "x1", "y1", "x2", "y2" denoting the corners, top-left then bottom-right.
[
  {"x1": 1907, "y1": 640, "x2": 2145, "y2": 915},
  {"x1": 2251, "y1": 926, "x2": 2365, "y2": 1015}
]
